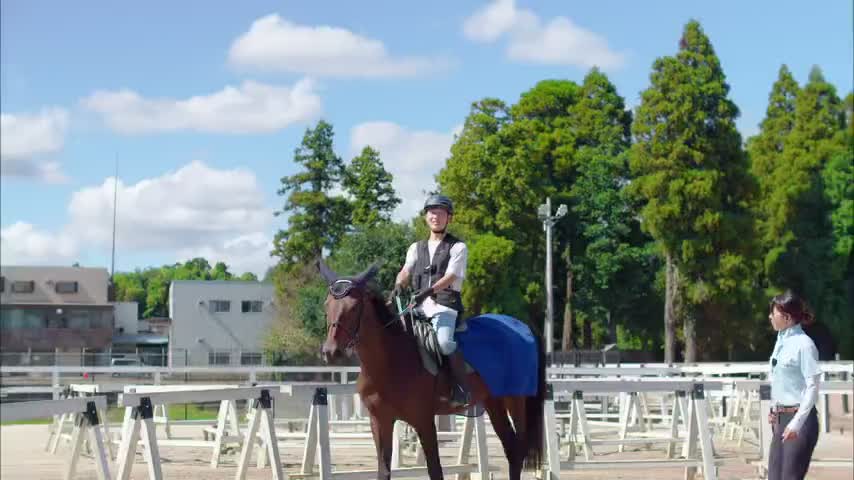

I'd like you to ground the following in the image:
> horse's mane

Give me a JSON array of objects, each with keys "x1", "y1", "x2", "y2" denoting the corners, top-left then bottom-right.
[
  {"x1": 369, "y1": 294, "x2": 407, "y2": 335},
  {"x1": 359, "y1": 283, "x2": 408, "y2": 336}
]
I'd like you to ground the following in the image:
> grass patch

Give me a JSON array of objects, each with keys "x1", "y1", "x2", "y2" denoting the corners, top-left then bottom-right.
[
  {"x1": 1, "y1": 418, "x2": 52, "y2": 426},
  {"x1": 2, "y1": 403, "x2": 221, "y2": 426},
  {"x1": 165, "y1": 403, "x2": 220, "y2": 421}
]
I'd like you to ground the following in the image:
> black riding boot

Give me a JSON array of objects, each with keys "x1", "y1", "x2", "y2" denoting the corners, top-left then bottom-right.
[{"x1": 447, "y1": 350, "x2": 473, "y2": 406}]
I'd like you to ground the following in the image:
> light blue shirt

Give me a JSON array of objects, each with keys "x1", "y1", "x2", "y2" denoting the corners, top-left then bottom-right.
[{"x1": 770, "y1": 324, "x2": 821, "y2": 406}]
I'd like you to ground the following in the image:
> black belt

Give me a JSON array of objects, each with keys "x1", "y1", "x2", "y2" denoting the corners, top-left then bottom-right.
[{"x1": 772, "y1": 405, "x2": 799, "y2": 413}]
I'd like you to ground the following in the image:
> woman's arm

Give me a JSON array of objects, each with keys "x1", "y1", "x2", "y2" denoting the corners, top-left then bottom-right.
[
  {"x1": 784, "y1": 373, "x2": 820, "y2": 433},
  {"x1": 784, "y1": 342, "x2": 822, "y2": 435}
]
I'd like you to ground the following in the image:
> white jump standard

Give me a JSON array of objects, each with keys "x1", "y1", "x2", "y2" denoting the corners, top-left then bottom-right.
[{"x1": 1, "y1": 396, "x2": 112, "y2": 480}]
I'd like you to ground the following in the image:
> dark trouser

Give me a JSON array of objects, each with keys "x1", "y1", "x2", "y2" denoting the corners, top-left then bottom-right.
[{"x1": 768, "y1": 408, "x2": 819, "y2": 480}]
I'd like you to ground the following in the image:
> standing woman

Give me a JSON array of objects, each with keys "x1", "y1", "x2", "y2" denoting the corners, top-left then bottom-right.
[{"x1": 767, "y1": 290, "x2": 822, "y2": 480}]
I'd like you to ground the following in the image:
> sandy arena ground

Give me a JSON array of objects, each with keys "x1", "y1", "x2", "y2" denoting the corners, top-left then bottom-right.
[
  {"x1": 2, "y1": 421, "x2": 852, "y2": 479},
  {"x1": 2, "y1": 400, "x2": 851, "y2": 479}
]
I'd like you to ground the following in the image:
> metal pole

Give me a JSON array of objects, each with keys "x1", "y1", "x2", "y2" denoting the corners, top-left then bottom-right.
[{"x1": 545, "y1": 197, "x2": 554, "y2": 356}]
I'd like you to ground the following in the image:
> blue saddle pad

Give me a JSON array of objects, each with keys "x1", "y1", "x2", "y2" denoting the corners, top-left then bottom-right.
[{"x1": 455, "y1": 313, "x2": 539, "y2": 396}]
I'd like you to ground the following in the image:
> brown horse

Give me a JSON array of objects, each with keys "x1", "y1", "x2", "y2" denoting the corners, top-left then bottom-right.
[{"x1": 318, "y1": 261, "x2": 545, "y2": 480}]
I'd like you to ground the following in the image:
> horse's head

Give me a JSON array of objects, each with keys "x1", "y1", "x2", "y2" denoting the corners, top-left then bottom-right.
[{"x1": 317, "y1": 259, "x2": 380, "y2": 363}]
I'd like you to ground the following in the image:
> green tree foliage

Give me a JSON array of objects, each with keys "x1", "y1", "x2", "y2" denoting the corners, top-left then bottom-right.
[
  {"x1": 112, "y1": 258, "x2": 258, "y2": 318},
  {"x1": 113, "y1": 270, "x2": 146, "y2": 311},
  {"x1": 265, "y1": 222, "x2": 416, "y2": 363},
  {"x1": 565, "y1": 68, "x2": 657, "y2": 349},
  {"x1": 272, "y1": 120, "x2": 350, "y2": 267},
  {"x1": 438, "y1": 85, "x2": 579, "y2": 329},
  {"x1": 827, "y1": 93, "x2": 853, "y2": 266},
  {"x1": 754, "y1": 66, "x2": 850, "y2": 356},
  {"x1": 748, "y1": 65, "x2": 800, "y2": 205},
  {"x1": 438, "y1": 98, "x2": 537, "y2": 319},
  {"x1": 438, "y1": 98, "x2": 511, "y2": 233},
  {"x1": 238, "y1": 272, "x2": 259, "y2": 281},
  {"x1": 264, "y1": 263, "x2": 327, "y2": 364},
  {"x1": 330, "y1": 222, "x2": 416, "y2": 291},
  {"x1": 261, "y1": 30, "x2": 852, "y2": 363},
  {"x1": 343, "y1": 146, "x2": 401, "y2": 228},
  {"x1": 764, "y1": 67, "x2": 846, "y2": 288},
  {"x1": 462, "y1": 233, "x2": 526, "y2": 318},
  {"x1": 630, "y1": 20, "x2": 755, "y2": 361},
  {"x1": 439, "y1": 76, "x2": 662, "y2": 352}
]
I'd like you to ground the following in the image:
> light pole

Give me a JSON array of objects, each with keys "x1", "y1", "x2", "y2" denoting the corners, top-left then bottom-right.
[{"x1": 537, "y1": 197, "x2": 567, "y2": 356}]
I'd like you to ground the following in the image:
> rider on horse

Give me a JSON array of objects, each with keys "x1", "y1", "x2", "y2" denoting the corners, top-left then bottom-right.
[{"x1": 392, "y1": 194, "x2": 474, "y2": 407}]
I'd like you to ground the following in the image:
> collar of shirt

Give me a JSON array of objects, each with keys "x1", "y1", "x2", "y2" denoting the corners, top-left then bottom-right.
[
  {"x1": 771, "y1": 324, "x2": 803, "y2": 362},
  {"x1": 777, "y1": 323, "x2": 804, "y2": 340}
]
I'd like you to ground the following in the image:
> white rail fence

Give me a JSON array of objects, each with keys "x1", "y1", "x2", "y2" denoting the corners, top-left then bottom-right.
[{"x1": 1, "y1": 362, "x2": 851, "y2": 479}]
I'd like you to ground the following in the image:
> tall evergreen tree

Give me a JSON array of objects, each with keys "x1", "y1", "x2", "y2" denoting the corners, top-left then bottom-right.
[
  {"x1": 630, "y1": 20, "x2": 754, "y2": 361},
  {"x1": 343, "y1": 146, "x2": 401, "y2": 228},
  {"x1": 747, "y1": 65, "x2": 801, "y2": 304},
  {"x1": 565, "y1": 68, "x2": 652, "y2": 350},
  {"x1": 748, "y1": 65, "x2": 800, "y2": 207},
  {"x1": 762, "y1": 66, "x2": 848, "y2": 342},
  {"x1": 438, "y1": 98, "x2": 512, "y2": 233},
  {"x1": 272, "y1": 120, "x2": 350, "y2": 267}
]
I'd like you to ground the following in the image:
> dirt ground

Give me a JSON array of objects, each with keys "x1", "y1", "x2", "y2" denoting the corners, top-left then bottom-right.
[
  {"x1": 2, "y1": 422, "x2": 852, "y2": 479},
  {"x1": 1, "y1": 398, "x2": 851, "y2": 480}
]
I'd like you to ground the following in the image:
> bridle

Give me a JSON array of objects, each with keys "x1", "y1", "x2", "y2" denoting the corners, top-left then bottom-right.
[{"x1": 326, "y1": 279, "x2": 398, "y2": 350}]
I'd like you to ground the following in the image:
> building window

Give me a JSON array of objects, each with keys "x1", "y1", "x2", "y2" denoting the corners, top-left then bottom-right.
[
  {"x1": 55, "y1": 281, "x2": 79, "y2": 294},
  {"x1": 67, "y1": 311, "x2": 90, "y2": 329},
  {"x1": 0, "y1": 309, "x2": 46, "y2": 329},
  {"x1": 209, "y1": 300, "x2": 230, "y2": 313},
  {"x1": 11, "y1": 281, "x2": 35, "y2": 293},
  {"x1": 241, "y1": 300, "x2": 263, "y2": 313},
  {"x1": 0, "y1": 276, "x2": 5, "y2": 292},
  {"x1": 208, "y1": 351, "x2": 230, "y2": 365},
  {"x1": 89, "y1": 311, "x2": 112, "y2": 329},
  {"x1": 241, "y1": 353, "x2": 263, "y2": 365}
]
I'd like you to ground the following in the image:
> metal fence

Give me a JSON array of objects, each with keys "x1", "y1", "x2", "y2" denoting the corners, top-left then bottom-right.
[
  {"x1": 0, "y1": 349, "x2": 259, "y2": 368},
  {"x1": 1, "y1": 347, "x2": 659, "y2": 369}
]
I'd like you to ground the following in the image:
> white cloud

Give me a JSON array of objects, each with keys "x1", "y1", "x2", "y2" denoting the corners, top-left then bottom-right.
[
  {"x1": 176, "y1": 232, "x2": 275, "y2": 278},
  {"x1": 229, "y1": 14, "x2": 449, "y2": 78},
  {"x1": 463, "y1": 0, "x2": 535, "y2": 42},
  {"x1": 0, "y1": 222, "x2": 79, "y2": 265},
  {"x1": 3, "y1": 161, "x2": 275, "y2": 274},
  {"x1": 349, "y1": 122, "x2": 459, "y2": 221},
  {"x1": 66, "y1": 161, "x2": 272, "y2": 251},
  {"x1": 81, "y1": 79, "x2": 321, "y2": 134},
  {"x1": 463, "y1": 0, "x2": 624, "y2": 70},
  {"x1": 0, "y1": 108, "x2": 69, "y2": 182}
]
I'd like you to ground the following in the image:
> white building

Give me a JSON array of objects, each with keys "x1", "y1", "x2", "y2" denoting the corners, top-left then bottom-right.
[{"x1": 168, "y1": 280, "x2": 275, "y2": 366}]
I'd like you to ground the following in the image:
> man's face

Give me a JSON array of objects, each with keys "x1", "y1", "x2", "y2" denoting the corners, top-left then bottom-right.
[{"x1": 425, "y1": 207, "x2": 450, "y2": 233}]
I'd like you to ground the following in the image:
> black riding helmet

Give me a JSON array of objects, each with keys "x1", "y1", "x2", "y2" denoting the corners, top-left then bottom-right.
[{"x1": 423, "y1": 194, "x2": 454, "y2": 215}]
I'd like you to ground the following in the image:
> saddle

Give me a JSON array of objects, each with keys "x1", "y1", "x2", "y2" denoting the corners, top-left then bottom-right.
[{"x1": 406, "y1": 310, "x2": 471, "y2": 377}]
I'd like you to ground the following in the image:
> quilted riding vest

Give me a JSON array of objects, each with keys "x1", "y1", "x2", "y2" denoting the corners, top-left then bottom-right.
[{"x1": 411, "y1": 234, "x2": 464, "y2": 314}]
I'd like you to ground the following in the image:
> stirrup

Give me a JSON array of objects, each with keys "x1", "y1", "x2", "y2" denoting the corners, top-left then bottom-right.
[{"x1": 450, "y1": 385, "x2": 471, "y2": 406}]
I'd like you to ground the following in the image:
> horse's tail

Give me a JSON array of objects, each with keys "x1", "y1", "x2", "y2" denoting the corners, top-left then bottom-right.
[{"x1": 523, "y1": 331, "x2": 546, "y2": 470}]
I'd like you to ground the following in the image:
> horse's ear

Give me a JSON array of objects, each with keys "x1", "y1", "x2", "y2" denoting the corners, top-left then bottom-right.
[
  {"x1": 316, "y1": 258, "x2": 338, "y2": 285},
  {"x1": 354, "y1": 261, "x2": 382, "y2": 286}
]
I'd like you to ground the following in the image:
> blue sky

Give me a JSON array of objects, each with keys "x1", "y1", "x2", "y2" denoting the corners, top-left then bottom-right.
[{"x1": 1, "y1": 0, "x2": 851, "y2": 277}]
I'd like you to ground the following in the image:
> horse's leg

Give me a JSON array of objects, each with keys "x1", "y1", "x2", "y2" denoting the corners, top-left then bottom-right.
[
  {"x1": 507, "y1": 397, "x2": 530, "y2": 479},
  {"x1": 485, "y1": 397, "x2": 522, "y2": 480},
  {"x1": 370, "y1": 413, "x2": 396, "y2": 480},
  {"x1": 413, "y1": 416, "x2": 444, "y2": 480}
]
